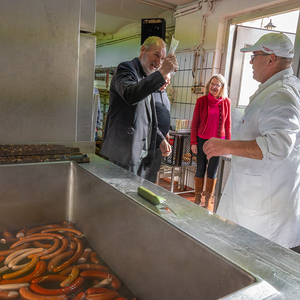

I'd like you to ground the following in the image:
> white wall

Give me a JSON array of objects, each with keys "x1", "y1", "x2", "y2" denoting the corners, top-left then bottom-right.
[{"x1": 96, "y1": 38, "x2": 141, "y2": 68}]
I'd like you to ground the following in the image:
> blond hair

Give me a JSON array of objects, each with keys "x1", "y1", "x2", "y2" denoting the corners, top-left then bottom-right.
[{"x1": 205, "y1": 74, "x2": 228, "y2": 98}]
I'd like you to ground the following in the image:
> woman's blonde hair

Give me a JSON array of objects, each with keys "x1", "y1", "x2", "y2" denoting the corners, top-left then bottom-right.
[{"x1": 205, "y1": 74, "x2": 228, "y2": 98}]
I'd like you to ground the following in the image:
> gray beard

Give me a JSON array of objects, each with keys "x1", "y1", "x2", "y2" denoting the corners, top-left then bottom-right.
[{"x1": 140, "y1": 57, "x2": 155, "y2": 76}]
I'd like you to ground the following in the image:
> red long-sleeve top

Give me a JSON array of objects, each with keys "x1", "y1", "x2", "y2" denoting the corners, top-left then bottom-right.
[{"x1": 190, "y1": 94, "x2": 231, "y2": 145}]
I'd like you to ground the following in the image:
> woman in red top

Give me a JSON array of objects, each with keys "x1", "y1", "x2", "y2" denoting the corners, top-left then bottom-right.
[{"x1": 191, "y1": 74, "x2": 231, "y2": 210}]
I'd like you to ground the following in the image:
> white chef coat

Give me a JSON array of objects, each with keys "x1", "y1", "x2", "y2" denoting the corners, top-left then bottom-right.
[{"x1": 217, "y1": 67, "x2": 300, "y2": 248}]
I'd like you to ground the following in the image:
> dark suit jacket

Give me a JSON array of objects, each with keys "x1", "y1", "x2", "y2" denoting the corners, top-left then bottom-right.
[
  {"x1": 100, "y1": 57, "x2": 166, "y2": 167},
  {"x1": 153, "y1": 89, "x2": 171, "y2": 142}
]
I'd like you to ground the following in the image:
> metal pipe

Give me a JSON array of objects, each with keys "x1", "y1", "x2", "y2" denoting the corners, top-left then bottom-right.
[
  {"x1": 96, "y1": 34, "x2": 141, "y2": 47},
  {"x1": 174, "y1": 1, "x2": 201, "y2": 18},
  {"x1": 211, "y1": 50, "x2": 216, "y2": 77},
  {"x1": 192, "y1": 51, "x2": 198, "y2": 85},
  {"x1": 199, "y1": 49, "x2": 205, "y2": 85}
]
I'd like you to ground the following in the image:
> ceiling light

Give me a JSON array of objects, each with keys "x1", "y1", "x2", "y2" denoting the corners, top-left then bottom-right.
[{"x1": 264, "y1": 19, "x2": 276, "y2": 30}]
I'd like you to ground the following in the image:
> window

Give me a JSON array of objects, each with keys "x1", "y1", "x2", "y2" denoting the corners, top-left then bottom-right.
[{"x1": 228, "y1": 10, "x2": 299, "y2": 108}]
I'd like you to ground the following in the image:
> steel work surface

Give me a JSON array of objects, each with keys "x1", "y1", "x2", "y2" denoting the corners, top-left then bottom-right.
[{"x1": 0, "y1": 158, "x2": 299, "y2": 299}]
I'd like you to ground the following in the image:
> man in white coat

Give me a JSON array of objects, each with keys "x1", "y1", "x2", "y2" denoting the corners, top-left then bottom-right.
[{"x1": 203, "y1": 32, "x2": 300, "y2": 250}]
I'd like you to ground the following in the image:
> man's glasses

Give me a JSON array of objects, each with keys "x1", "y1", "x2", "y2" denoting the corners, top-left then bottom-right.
[{"x1": 250, "y1": 54, "x2": 270, "y2": 62}]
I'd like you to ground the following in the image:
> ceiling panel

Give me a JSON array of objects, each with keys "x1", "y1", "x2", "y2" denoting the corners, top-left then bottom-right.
[{"x1": 96, "y1": 0, "x2": 197, "y2": 34}]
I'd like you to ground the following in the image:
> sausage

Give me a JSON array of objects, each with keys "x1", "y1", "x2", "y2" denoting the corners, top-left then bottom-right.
[
  {"x1": 31, "y1": 275, "x2": 67, "y2": 284},
  {"x1": 86, "y1": 287, "x2": 112, "y2": 295},
  {"x1": 92, "y1": 278, "x2": 111, "y2": 288},
  {"x1": 90, "y1": 252, "x2": 100, "y2": 264},
  {"x1": 60, "y1": 266, "x2": 79, "y2": 287},
  {"x1": 80, "y1": 270, "x2": 121, "y2": 290},
  {"x1": 20, "y1": 232, "x2": 65, "y2": 241},
  {"x1": 19, "y1": 287, "x2": 68, "y2": 300},
  {"x1": 40, "y1": 238, "x2": 68, "y2": 260},
  {"x1": 0, "y1": 257, "x2": 5, "y2": 263},
  {"x1": 47, "y1": 250, "x2": 75, "y2": 272},
  {"x1": 11, "y1": 255, "x2": 39, "y2": 271},
  {"x1": 8, "y1": 248, "x2": 44, "y2": 268},
  {"x1": 0, "y1": 249, "x2": 15, "y2": 257},
  {"x1": 61, "y1": 221, "x2": 76, "y2": 229},
  {"x1": 28, "y1": 238, "x2": 60, "y2": 258},
  {"x1": 69, "y1": 241, "x2": 77, "y2": 250},
  {"x1": 0, "y1": 238, "x2": 18, "y2": 245},
  {"x1": 85, "y1": 290, "x2": 120, "y2": 300},
  {"x1": 0, "y1": 291, "x2": 19, "y2": 299},
  {"x1": 0, "y1": 261, "x2": 46, "y2": 284},
  {"x1": 10, "y1": 236, "x2": 56, "y2": 249},
  {"x1": 4, "y1": 248, "x2": 40, "y2": 265},
  {"x1": 32, "y1": 241, "x2": 52, "y2": 249},
  {"x1": 1, "y1": 232, "x2": 18, "y2": 244},
  {"x1": 53, "y1": 238, "x2": 83, "y2": 273},
  {"x1": 78, "y1": 248, "x2": 92, "y2": 264},
  {"x1": 25, "y1": 224, "x2": 61, "y2": 236},
  {"x1": 29, "y1": 276, "x2": 84, "y2": 295},
  {"x1": 58, "y1": 264, "x2": 109, "y2": 275},
  {"x1": 2, "y1": 257, "x2": 39, "y2": 279},
  {"x1": 0, "y1": 243, "x2": 31, "y2": 256},
  {"x1": 16, "y1": 228, "x2": 28, "y2": 238},
  {"x1": 2, "y1": 231, "x2": 14, "y2": 239},
  {"x1": 41, "y1": 227, "x2": 84, "y2": 237},
  {"x1": 62, "y1": 232, "x2": 74, "y2": 238},
  {"x1": 0, "y1": 266, "x2": 9, "y2": 274},
  {"x1": 72, "y1": 291, "x2": 86, "y2": 300},
  {"x1": 11, "y1": 264, "x2": 27, "y2": 271},
  {"x1": 0, "y1": 283, "x2": 29, "y2": 290}
]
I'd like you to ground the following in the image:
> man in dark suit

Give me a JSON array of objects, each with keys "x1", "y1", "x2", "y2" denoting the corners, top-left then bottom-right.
[{"x1": 100, "y1": 36, "x2": 178, "y2": 177}]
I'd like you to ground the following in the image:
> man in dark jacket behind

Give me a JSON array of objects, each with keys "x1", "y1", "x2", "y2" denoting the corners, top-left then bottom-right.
[
  {"x1": 100, "y1": 36, "x2": 178, "y2": 177},
  {"x1": 145, "y1": 73, "x2": 171, "y2": 183}
]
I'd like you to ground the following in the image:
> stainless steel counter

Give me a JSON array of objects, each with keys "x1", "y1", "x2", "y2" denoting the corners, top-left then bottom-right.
[
  {"x1": 0, "y1": 156, "x2": 300, "y2": 299},
  {"x1": 80, "y1": 155, "x2": 300, "y2": 299}
]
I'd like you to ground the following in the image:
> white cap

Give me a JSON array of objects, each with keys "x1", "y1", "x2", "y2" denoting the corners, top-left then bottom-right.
[{"x1": 240, "y1": 32, "x2": 294, "y2": 58}]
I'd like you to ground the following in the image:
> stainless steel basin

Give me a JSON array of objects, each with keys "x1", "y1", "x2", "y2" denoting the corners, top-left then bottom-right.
[{"x1": 1, "y1": 157, "x2": 300, "y2": 299}]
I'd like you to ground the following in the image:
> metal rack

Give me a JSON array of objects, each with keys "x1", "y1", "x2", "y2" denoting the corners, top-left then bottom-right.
[
  {"x1": 159, "y1": 131, "x2": 196, "y2": 194},
  {"x1": 162, "y1": 131, "x2": 196, "y2": 167},
  {"x1": 96, "y1": 90, "x2": 109, "y2": 141}
]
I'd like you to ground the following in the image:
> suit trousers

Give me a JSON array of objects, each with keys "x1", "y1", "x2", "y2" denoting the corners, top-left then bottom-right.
[
  {"x1": 112, "y1": 155, "x2": 149, "y2": 179},
  {"x1": 145, "y1": 148, "x2": 162, "y2": 183}
]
